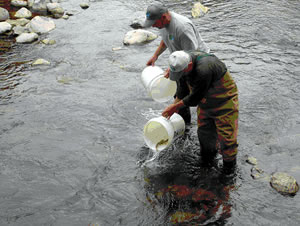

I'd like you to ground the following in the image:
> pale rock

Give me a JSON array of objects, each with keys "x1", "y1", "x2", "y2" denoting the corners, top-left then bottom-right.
[
  {"x1": 32, "y1": 58, "x2": 50, "y2": 65},
  {"x1": 16, "y1": 32, "x2": 38, "y2": 43},
  {"x1": 13, "y1": 24, "x2": 30, "y2": 35},
  {"x1": 0, "y1": 22, "x2": 12, "y2": 34},
  {"x1": 47, "y1": 3, "x2": 64, "y2": 18},
  {"x1": 62, "y1": 15, "x2": 69, "y2": 20},
  {"x1": 11, "y1": 0, "x2": 28, "y2": 7},
  {"x1": 29, "y1": 16, "x2": 55, "y2": 34},
  {"x1": 6, "y1": 18, "x2": 30, "y2": 27},
  {"x1": 80, "y1": 3, "x2": 89, "y2": 9},
  {"x1": 191, "y1": 2, "x2": 210, "y2": 18},
  {"x1": 30, "y1": 0, "x2": 51, "y2": 12},
  {"x1": 123, "y1": 29, "x2": 157, "y2": 45},
  {"x1": 0, "y1": 7, "x2": 10, "y2": 21},
  {"x1": 15, "y1": 7, "x2": 32, "y2": 19},
  {"x1": 41, "y1": 38, "x2": 56, "y2": 45}
]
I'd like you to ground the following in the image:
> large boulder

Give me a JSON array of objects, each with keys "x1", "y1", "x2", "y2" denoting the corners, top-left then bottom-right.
[
  {"x1": 16, "y1": 32, "x2": 38, "y2": 43},
  {"x1": 123, "y1": 29, "x2": 157, "y2": 45},
  {"x1": 15, "y1": 7, "x2": 32, "y2": 19},
  {"x1": 0, "y1": 22, "x2": 12, "y2": 34},
  {"x1": 29, "y1": 16, "x2": 55, "y2": 34},
  {"x1": 0, "y1": 7, "x2": 10, "y2": 21}
]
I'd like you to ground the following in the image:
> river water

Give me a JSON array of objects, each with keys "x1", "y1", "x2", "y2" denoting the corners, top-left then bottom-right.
[{"x1": 0, "y1": 0, "x2": 300, "y2": 225}]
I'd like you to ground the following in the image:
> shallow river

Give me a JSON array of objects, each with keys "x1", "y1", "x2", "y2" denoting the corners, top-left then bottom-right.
[{"x1": 0, "y1": 0, "x2": 300, "y2": 225}]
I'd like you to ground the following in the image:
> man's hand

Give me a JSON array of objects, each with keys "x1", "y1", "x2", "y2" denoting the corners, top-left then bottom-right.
[
  {"x1": 164, "y1": 68, "x2": 170, "y2": 78},
  {"x1": 146, "y1": 54, "x2": 158, "y2": 66},
  {"x1": 162, "y1": 100, "x2": 185, "y2": 119}
]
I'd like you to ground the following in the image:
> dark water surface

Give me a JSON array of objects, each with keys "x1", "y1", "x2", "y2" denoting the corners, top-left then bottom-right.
[{"x1": 0, "y1": 0, "x2": 300, "y2": 225}]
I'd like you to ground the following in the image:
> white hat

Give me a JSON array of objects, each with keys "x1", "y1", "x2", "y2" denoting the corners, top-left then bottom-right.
[{"x1": 168, "y1": 51, "x2": 191, "y2": 81}]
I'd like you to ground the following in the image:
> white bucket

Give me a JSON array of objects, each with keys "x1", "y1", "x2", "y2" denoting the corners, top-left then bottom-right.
[
  {"x1": 141, "y1": 66, "x2": 177, "y2": 103},
  {"x1": 143, "y1": 113, "x2": 185, "y2": 152}
]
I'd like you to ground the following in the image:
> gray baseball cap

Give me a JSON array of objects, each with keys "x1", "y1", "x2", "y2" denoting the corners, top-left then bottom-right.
[
  {"x1": 168, "y1": 51, "x2": 191, "y2": 81},
  {"x1": 144, "y1": 2, "x2": 168, "y2": 28}
]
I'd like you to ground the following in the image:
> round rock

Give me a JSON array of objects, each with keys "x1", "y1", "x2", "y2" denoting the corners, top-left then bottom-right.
[
  {"x1": 0, "y1": 7, "x2": 10, "y2": 21},
  {"x1": 270, "y1": 172, "x2": 299, "y2": 195}
]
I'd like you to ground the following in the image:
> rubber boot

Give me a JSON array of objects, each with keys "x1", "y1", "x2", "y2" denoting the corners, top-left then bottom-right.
[{"x1": 222, "y1": 159, "x2": 236, "y2": 175}]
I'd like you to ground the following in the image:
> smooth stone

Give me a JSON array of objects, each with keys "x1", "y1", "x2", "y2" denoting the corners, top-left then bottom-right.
[
  {"x1": 6, "y1": 18, "x2": 30, "y2": 27},
  {"x1": 16, "y1": 32, "x2": 38, "y2": 43},
  {"x1": 29, "y1": 16, "x2": 55, "y2": 34},
  {"x1": 123, "y1": 29, "x2": 157, "y2": 45},
  {"x1": 270, "y1": 172, "x2": 299, "y2": 195},
  {"x1": 80, "y1": 3, "x2": 89, "y2": 9},
  {"x1": 191, "y1": 2, "x2": 210, "y2": 18},
  {"x1": 0, "y1": 22, "x2": 12, "y2": 34},
  {"x1": 11, "y1": 0, "x2": 28, "y2": 7},
  {"x1": 0, "y1": 7, "x2": 10, "y2": 21},
  {"x1": 13, "y1": 24, "x2": 30, "y2": 35},
  {"x1": 41, "y1": 38, "x2": 56, "y2": 45},
  {"x1": 15, "y1": 7, "x2": 32, "y2": 19},
  {"x1": 32, "y1": 58, "x2": 50, "y2": 65},
  {"x1": 47, "y1": 3, "x2": 64, "y2": 18}
]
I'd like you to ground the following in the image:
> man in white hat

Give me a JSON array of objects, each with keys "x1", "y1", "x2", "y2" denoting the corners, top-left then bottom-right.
[
  {"x1": 162, "y1": 50, "x2": 239, "y2": 174},
  {"x1": 143, "y1": 2, "x2": 210, "y2": 124}
]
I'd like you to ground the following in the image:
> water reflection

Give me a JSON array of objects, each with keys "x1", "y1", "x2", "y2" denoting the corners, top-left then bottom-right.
[{"x1": 139, "y1": 131, "x2": 239, "y2": 225}]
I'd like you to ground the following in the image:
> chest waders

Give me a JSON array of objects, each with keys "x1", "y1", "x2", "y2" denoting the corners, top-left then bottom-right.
[{"x1": 196, "y1": 66, "x2": 239, "y2": 165}]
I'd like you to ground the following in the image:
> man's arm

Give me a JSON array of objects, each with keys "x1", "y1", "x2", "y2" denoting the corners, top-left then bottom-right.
[{"x1": 146, "y1": 40, "x2": 167, "y2": 66}]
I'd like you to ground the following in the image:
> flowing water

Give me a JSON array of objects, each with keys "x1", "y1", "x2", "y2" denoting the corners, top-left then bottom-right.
[{"x1": 0, "y1": 0, "x2": 300, "y2": 225}]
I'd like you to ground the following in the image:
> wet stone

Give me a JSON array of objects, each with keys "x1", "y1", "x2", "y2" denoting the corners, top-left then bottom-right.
[
  {"x1": 191, "y1": 2, "x2": 210, "y2": 18},
  {"x1": 32, "y1": 58, "x2": 50, "y2": 65},
  {"x1": 16, "y1": 32, "x2": 38, "y2": 43},
  {"x1": 11, "y1": 0, "x2": 28, "y2": 7},
  {"x1": 246, "y1": 156, "x2": 257, "y2": 165},
  {"x1": 270, "y1": 172, "x2": 299, "y2": 195},
  {"x1": 41, "y1": 38, "x2": 56, "y2": 45},
  {"x1": 0, "y1": 7, "x2": 10, "y2": 21},
  {"x1": 15, "y1": 7, "x2": 32, "y2": 19},
  {"x1": 0, "y1": 21, "x2": 12, "y2": 34},
  {"x1": 80, "y1": 3, "x2": 89, "y2": 9},
  {"x1": 29, "y1": 16, "x2": 55, "y2": 34},
  {"x1": 123, "y1": 29, "x2": 157, "y2": 45}
]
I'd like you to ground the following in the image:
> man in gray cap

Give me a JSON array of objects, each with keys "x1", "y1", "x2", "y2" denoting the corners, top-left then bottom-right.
[
  {"x1": 144, "y1": 2, "x2": 210, "y2": 123},
  {"x1": 162, "y1": 50, "x2": 239, "y2": 175}
]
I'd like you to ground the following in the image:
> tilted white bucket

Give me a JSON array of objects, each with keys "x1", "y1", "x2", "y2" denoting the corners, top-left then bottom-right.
[
  {"x1": 141, "y1": 66, "x2": 177, "y2": 103},
  {"x1": 143, "y1": 113, "x2": 185, "y2": 152}
]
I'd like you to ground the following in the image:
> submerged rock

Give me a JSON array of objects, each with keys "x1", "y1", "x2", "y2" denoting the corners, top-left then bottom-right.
[
  {"x1": 0, "y1": 22, "x2": 12, "y2": 34},
  {"x1": 123, "y1": 29, "x2": 157, "y2": 45},
  {"x1": 15, "y1": 7, "x2": 32, "y2": 19},
  {"x1": 0, "y1": 7, "x2": 10, "y2": 21},
  {"x1": 32, "y1": 58, "x2": 50, "y2": 65},
  {"x1": 270, "y1": 172, "x2": 299, "y2": 196},
  {"x1": 29, "y1": 16, "x2": 55, "y2": 34},
  {"x1": 16, "y1": 32, "x2": 38, "y2": 43},
  {"x1": 246, "y1": 156, "x2": 257, "y2": 165},
  {"x1": 191, "y1": 2, "x2": 209, "y2": 18},
  {"x1": 41, "y1": 38, "x2": 56, "y2": 45}
]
